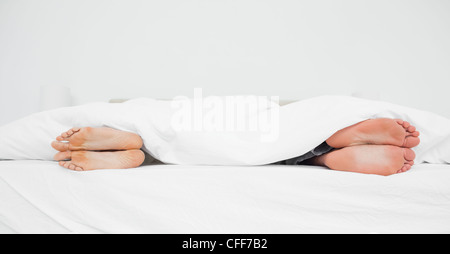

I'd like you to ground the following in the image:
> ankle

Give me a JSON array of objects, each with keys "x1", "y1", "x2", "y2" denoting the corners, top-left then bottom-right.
[{"x1": 306, "y1": 155, "x2": 327, "y2": 167}]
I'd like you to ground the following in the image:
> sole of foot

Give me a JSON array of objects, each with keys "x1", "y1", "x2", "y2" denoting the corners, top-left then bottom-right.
[
  {"x1": 51, "y1": 127, "x2": 143, "y2": 152},
  {"x1": 55, "y1": 149, "x2": 145, "y2": 171},
  {"x1": 314, "y1": 145, "x2": 415, "y2": 176},
  {"x1": 326, "y1": 118, "x2": 420, "y2": 149}
]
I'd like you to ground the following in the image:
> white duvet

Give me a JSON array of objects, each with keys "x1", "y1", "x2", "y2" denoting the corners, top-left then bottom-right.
[{"x1": 1, "y1": 95, "x2": 450, "y2": 165}]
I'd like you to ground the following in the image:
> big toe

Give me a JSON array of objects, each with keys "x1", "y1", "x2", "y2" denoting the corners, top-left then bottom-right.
[
  {"x1": 51, "y1": 141, "x2": 70, "y2": 151},
  {"x1": 54, "y1": 151, "x2": 72, "y2": 161},
  {"x1": 403, "y1": 136, "x2": 420, "y2": 148},
  {"x1": 403, "y1": 148, "x2": 416, "y2": 162}
]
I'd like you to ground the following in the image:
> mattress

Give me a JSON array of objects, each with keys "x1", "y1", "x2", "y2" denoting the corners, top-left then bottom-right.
[{"x1": 1, "y1": 160, "x2": 450, "y2": 233}]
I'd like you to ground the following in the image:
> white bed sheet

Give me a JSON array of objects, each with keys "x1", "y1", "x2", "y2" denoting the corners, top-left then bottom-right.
[{"x1": 1, "y1": 160, "x2": 450, "y2": 234}]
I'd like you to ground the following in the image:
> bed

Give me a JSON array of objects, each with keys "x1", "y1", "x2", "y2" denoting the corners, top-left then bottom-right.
[
  {"x1": 1, "y1": 96, "x2": 450, "y2": 234},
  {"x1": 1, "y1": 159, "x2": 450, "y2": 233}
]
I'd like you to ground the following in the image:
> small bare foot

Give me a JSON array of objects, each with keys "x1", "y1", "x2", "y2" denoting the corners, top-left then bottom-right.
[
  {"x1": 51, "y1": 127, "x2": 143, "y2": 152},
  {"x1": 311, "y1": 145, "x2": 415, "y2": 176},
  {"x1": 54, "y1": 149, "x2": 145, "y2": 171},
  {"x1": 326, "y1": 118, "x2": 420, "y2": 148}
]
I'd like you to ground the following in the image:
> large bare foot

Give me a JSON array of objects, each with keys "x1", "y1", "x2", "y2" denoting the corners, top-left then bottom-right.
[
  {"x1": 54, "y1": 149, "x2": 145, "y2": 171},
  {"x1": 326, "y1": 118, "x2": 420, "y2": 148},
  {"x1": 311, "y1": 145, "x2": 415, "y2": 176},
  {"x1": 51, "y1": 127, "x2": 143, "y2": 152}
]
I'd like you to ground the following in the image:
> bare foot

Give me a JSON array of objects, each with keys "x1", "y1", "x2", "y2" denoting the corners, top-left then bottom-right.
[
  {"x1": 54, "y1": 149, "x2": 145, "y2": 171},
  {"x1": 51, "y1": 127, "x2": 143, "y2": 152},
  {"x1": 311, "y1": 145, "x2": 415, "y2": 176},
  {"x1": 326, "y1": 118, "x2": 420, "y2": 148}
]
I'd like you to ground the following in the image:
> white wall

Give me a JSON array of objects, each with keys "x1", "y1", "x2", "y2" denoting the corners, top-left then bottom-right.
[{"x1": 1, "y1": 0, "x2": 449, "y2": 126}]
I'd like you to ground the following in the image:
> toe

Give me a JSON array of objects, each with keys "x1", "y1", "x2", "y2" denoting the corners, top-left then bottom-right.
[
  {"x1": 58, "y1": 161, "x2": 70, "y2": 169},
  {"x1": 407, "y1": 126, "x2": 416, "y2": 133},
  {"x1": 61, "y1": 127, "x2": 81, "y2": 139},
  {"x1": 403, "y1": 148, "x2": 416, "y2": 161},
  {"x1": 64, "y1": 130, "x2": 74, "y2": 138},
  {"x1": 402, "y1": 121, "x2": 410, "y2": 128},
  {"x1": 51, "y1": 141, "x2": 70, "y2": 151},
  {"x1": 398, "y1": 164, "x2": 411, "y2": 173},
  {"x1": 403, "y1": 136, "x2": 420, "y2": 148},
  {"x1": 60, "y1": 161, "x2": 83, "y2": 171},
  {"x1": 405, "y1": 160, "x2": 414, "y2": 166},
  {"x1": 63, "y1": 161, "x2": 70, "y2": 168},
  {"x1": 54, "y1": 151, "x2": 72, "y2": 161},
  {"x1": 56, "y1": 135, "x2": 68, "y2": 141}
]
